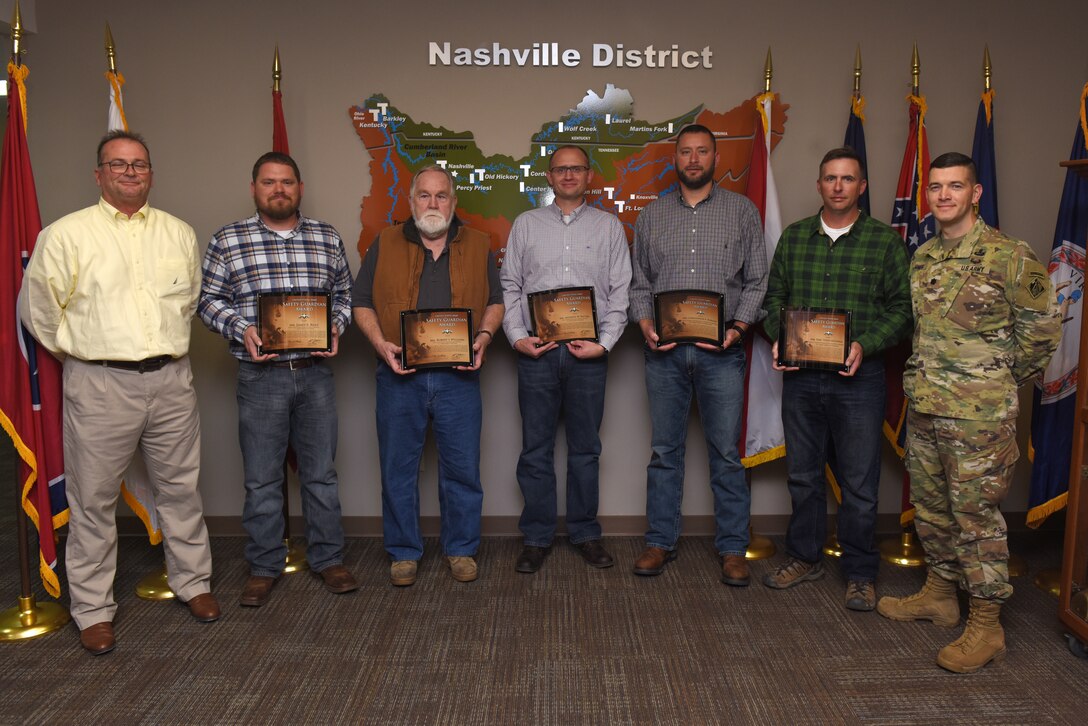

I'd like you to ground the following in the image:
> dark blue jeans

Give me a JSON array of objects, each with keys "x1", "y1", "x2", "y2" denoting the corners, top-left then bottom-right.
[
  {"x1": 643, "y1": 344, "x2": 749, "y2": 555},
  {"x1": 375, "y1": 363, "x2": 483, "y2": 561},
  {"x1": 781, "y1": 357, "x2": 886, "y2": 582},
  {"x1": 237, "y1": 360, "x2": 346, "y2": 578},
  {"x1": 516, "y1": 347, "x2": 608, "y2": 547}
]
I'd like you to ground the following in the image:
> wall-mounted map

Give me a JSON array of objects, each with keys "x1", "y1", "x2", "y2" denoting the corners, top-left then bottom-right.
[{"x1": 349, "y1": 84, "x2": 787, "y2": 263}]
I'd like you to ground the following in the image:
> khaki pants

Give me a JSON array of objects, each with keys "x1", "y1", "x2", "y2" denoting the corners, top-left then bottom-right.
[{"x1": 62, "y1": 357, "x2": 212, "y2": 629}]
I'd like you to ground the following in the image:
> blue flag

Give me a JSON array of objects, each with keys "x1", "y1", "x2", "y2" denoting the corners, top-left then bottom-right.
[
  {"x1": 1027, "y1": 86, "x2": 1088, "y2": 527},
  {"x1": 843, "y1": 94, "x2": 871, "y2": 216},
  {"x1": 971, "y1": 90, "x2": 1000, "y2": 229}
]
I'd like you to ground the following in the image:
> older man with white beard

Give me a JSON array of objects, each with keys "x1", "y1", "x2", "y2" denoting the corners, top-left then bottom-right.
[{"x1": 353, "y1": 165, "x2": 504, "y2": 586}]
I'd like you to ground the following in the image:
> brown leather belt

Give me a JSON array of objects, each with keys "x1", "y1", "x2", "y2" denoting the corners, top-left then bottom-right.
[
  {"x1": 267, "y1": 358, "x2": 321, "y2": 370},
  {"x1": 89, "y1": 355, "x2": 173, "y2": 373}
]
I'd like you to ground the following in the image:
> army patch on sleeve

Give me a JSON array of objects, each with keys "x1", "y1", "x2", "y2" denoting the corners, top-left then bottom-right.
[{"x1": 1015, "y1": 258, "x2": 1050, "y2": 311}]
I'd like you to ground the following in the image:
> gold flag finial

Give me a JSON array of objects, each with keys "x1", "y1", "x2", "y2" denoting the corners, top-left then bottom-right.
[
  {"x1": 10, "y1": 0, "x2": 24, "y2": 65},
  {"x1": 853, "y1": 44, "x2": 862, "y2": 97},
  {"x1": 273, "y1": 45, "x2": 281, "y2": 93},
  {"x1": 911, "y1": 43, "x2": 920, "y2": 95},
  {"x1": 983, "y1": 45, "x2": 992, "y2": 92},
  {"x1": 763, "y1": 47, "x2": 773, "y2": 93},
  {"x1": 105, "y1": 22, "x2": 118, "y2": 74}
]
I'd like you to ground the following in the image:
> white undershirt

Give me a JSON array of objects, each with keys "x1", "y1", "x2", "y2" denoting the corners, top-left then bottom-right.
[{"x1": 821, "y1": 218, "x2": 854, "y2": 242}]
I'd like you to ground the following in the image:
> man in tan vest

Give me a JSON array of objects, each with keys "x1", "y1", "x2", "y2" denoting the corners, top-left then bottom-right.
[{"x1": 353, "y1": 165, "x2": 504, "y2": 586}]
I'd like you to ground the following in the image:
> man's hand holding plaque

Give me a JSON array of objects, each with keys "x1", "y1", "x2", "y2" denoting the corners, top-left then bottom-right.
[
  {"x1": 652, "y1": 290, "x2": 725, "y2": 347},
  {"x1": 774, "y1": 307, "x2": 852, "y2": 372},
  {"x1": 399, "y1": 308, "x2": 475, "y2": 370},
  {"x1": 256, "y1": 292, "x2": 332, "y2": 355}
]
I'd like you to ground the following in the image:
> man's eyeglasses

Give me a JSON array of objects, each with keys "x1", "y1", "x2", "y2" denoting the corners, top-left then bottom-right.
[
  {"x1": 548, "y1": 165, "x2": 590, "y2": 175},
  {"x1": 99, "y1": 160, "x2": 152, "y2": 175}
]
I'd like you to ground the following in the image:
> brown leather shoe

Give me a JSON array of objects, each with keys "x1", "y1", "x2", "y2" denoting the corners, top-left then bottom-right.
[
  {"x1": 633, "y1": 546, "x2": 676, "y2": 576},
  {"x1": 240, "y1": 575, "x2": 279, "y2": 607},
  {"x1": 79, "y1": 621, "x2": 115, "y2": 655},
  {"x1": 315, "y1": 564, "x2": 359, "y2": 594},
  {"x1": 721, "y1": 554, "x2": 750, "y2": 587},
  {"x1": 186, "y1": 592, "x2": 222, "y2": 622}
]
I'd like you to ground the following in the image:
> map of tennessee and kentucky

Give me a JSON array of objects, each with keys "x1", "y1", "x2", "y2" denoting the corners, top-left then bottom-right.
[{"x1": 349, "y1": 84, "x2": 787, "y2": 264}]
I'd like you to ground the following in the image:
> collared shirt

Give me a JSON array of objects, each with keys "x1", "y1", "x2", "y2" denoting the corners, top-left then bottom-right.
[
  {"x1": 19, "y1": 198, "x2": 200, "y2": 361},
  {"x1": 351, "y1": 217, "x2": 502, "y2": 309},
  {"x1": 628, "y1": 186, "x2": 767, "y2": 326},
  {"x1": 763, "y1": 210, "x2": 912, "y2": 356},
  {"x1": 500, "y1": 202, "x2": 632, "y2": 350},
  {"x1": 904, "y1": 217, "x2": 1061, "y2": 420},
  {"x1": 198, "y1": 213, "x2": 354, "y2": 362}
]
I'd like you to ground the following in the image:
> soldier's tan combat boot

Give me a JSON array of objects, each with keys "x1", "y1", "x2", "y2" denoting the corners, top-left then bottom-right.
[
  {"x1": 876, "y1": 569, "x2": 960, "y2": 627},
  {"x1": 936, "y1": 597, "x2": 1006, "y2": 673}
]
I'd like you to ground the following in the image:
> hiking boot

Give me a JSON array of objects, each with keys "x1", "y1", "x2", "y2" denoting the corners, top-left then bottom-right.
[
  {"x1": 447, "y1": 556, "x2": 478, "y2": 583},
  {"x1": 936, "y1": 597, "x2": 1006, "y2": 673},
  {"x1": 762, "y1": 557, "x2": 824, "y2": 589},
  {"x1": 876, "y1": 569, "x2": 960, "y2": 627},
  {"x1": 390, "y1": 560, "x2": 418, "y2": 587},
  {"x1": 845, "y1": 580, "x2": 876, "y2": 611}
]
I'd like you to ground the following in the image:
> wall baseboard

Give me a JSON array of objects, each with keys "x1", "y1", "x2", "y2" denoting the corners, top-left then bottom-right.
[{"x1": 115, "y1": 512, "x2": 1047, "y2": 538}]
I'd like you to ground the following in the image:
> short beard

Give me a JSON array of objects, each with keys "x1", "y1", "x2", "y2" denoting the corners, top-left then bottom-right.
[
  {"x1": 415, "y1": 211, "x2": 451, "y2": 239},
  {"x1": 677, "y1": 164, "x2": 715, "y2": 190},
  {"x1": 256, "y1": 197, "x2": 299, "y2": 221}
]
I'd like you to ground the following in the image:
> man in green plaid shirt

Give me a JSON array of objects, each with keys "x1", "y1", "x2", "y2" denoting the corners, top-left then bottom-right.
[{"x1": 761, "y1": 147, "x2": 912, "y2": 611}]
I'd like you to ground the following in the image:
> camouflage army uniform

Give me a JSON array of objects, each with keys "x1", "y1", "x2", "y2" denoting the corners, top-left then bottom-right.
[{"x1": 904, "y1": 217, "x2": 1061, "y2": 601}]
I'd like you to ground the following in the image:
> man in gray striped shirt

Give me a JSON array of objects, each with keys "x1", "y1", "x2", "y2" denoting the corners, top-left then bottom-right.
[
  {"x1": 500, "y1": 145, "x2": 632, "y2": 574},
  {"x1": 628, "y1": 124, "x2": 768, "y2": 585}
]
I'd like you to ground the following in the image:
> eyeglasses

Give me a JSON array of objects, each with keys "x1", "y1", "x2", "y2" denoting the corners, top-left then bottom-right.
[
  {"x1": 548, "y1": 165, "x2": 590, "y2": 175},
  {"x1": 99, "y1": 160, "x2": 152, "y2": 175}
]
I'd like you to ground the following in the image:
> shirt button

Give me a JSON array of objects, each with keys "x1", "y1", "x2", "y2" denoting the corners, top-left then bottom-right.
[{"x1": 690, "y1": 269, "x2": 695, "y2": 273}]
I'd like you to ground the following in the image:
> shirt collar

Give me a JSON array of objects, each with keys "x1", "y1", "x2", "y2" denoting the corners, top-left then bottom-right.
[
  {"x1": 99, "y1": 197, "x2": 149, "y2": 221},
  {"x1": 252, "y1": 211, "x2": 304, "y2": 236},
  {"x1": 672, "y1": 184, "x2": 716, "y2": 209},
  {"x1": 550, "y1": 201, "x2": 587, "y2": 222}
]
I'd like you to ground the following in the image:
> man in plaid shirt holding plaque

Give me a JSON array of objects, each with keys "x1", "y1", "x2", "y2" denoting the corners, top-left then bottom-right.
[
  {"x1": 762, "y1": 147, "x2": 911, "y2": 611},
  {"x1": 199, "y1": 152, "x2": 357, "y2": 607}
]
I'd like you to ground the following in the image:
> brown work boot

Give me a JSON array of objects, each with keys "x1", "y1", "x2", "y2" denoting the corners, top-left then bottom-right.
[
  {"x1": 447, "y1": 556, "x2": 478, "y2": 583},
  {"x1": 876, "y1": 569, "x2": 960, "y2": 627},
  {"x1": 632, "y1": 546, "x2": 676, "y2": 576},
  {"x1": 936, "y1": 597, "x2": 1006, "y2": 673},
  {"x1": 390, "y1": 560, "x2": 418, "y2": 586},
  {"x1": 720, "y1": 554, "x2": 750, "y2": 587},
  {"x1": 315, "y1": 564, "x2": 360, "y2": 594}
]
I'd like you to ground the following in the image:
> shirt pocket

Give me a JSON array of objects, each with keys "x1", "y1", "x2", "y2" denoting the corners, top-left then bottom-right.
[
  {"x1": 941, "y1": 271, "x2": 1006, "y2": 333},
  {"x1": 156, "y1": 259, "x2": 192, "y2": 298}
]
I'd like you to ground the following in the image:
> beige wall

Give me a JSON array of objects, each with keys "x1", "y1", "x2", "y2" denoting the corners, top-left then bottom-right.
[{"x1": 20, "y1": 0, "x2": 1088, "y2": 528}]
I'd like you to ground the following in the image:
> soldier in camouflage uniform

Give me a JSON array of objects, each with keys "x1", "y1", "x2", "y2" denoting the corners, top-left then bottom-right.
[{"x1": 877, "y1": 152, "x2": 1062, "y2": 673}]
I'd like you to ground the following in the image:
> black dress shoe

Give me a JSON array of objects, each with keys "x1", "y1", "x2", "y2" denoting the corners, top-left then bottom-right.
[
  {"x1": 515, "y1": 546, "x2": 549, "y2": 573},
  {"x1": 574, "y1": 539, "x2": 615, "y2": 569}
]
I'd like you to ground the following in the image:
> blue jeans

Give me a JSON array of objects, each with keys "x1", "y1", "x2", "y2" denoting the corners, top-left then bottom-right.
[
  {"x1": 781, "y1": 357, "x2": 886, "y2": 582},
  {"x1": 237, "y1": 360, "x2": 346, "y2": 577},
  {"x1": 643, "y1": 344, "x2": 749, "y2": 555},
  {"x1": 376, "y1": 363, "x2": 483, "y2": 561},
  {"x1": 516, "y1": 347, "x2": 608, "y2": 547}
]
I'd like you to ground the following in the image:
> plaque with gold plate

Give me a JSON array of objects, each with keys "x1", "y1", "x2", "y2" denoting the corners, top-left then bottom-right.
[
  {"x1": 527, "y1": 286, "x2": 599, "y2": 344},
  {"x1": 257, "y1": 293, "x2": 332, "y2": 355},
  {"x1": 400, "y1": 308, "x2": 475, "y2": 370},
  {"x1": 653, "y1": 289, "x2": 724, "y2": 345},
  {"x1": 777, "y1": 307, "x2": 851, "y2": 370}
]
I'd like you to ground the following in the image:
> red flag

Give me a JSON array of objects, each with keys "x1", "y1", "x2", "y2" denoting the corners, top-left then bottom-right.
[
  {"x1": 888, "y1": 94, "x2": 936, "y2": 524},
  {"x1": 272, "y1": 89, "x2": 290, "y2": 154},
  {"x1": 0, "y1": 63, "x2": 68, "y2": 597}
]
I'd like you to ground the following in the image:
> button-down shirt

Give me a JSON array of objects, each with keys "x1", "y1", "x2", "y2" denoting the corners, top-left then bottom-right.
[
  {"x1": 501, "y1": 202, "x2": 631, "y2": 351},
  {"x1": 198, "y1": 213, "x2": 353, "y2": 362},
  {"x1": 763, "y1": 210, "x2": 912, "y2": 356},
  {"x1": 628, "y1": 186, "x2": 767, "y2": 326},
  {"x1": 19, "y1": 198, "x2": 200, "y2": 361}
]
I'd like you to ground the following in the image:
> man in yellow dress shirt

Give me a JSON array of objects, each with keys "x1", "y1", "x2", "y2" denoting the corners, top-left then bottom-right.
[{"x1": 19, "y1": 130, "x2": 219, "y2": 655}]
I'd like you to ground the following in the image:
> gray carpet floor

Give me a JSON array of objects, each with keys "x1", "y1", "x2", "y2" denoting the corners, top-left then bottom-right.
[
  {"x1": 1, "y1": 528, "x2": 1086, "y2": 724},
  {"x1": 1, "y1": 441, "x2": 1086, "y2": 724}
]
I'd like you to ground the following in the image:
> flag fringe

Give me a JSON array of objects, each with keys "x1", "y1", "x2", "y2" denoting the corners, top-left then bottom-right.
[
  {"x1": 981, "y1": 89, "x2": 995, "y2": 126},
  {"x1": 1026, "y1": 492, "x2": 1069, "y2": 529},
  {"x1": 851, "y1": 94, "x2": 866, "y2": 123},
  {"x1": 0, "y1": 408, "x2": 65, "y2": 598},
  {"x1": 6, "y1": 62, "x2": 28, "y2": 131},
  {"x1": 1080, "y1": 81, "x2": 1088, "y2": 153},
  {"x1": 106, "y1": 70, "x2": 129, "y2": 132},
  {"x1": 899, "y1": 507, "x2": 916, "y2": 527},
  {"x1": 742, "y1": 444, "x2": 785, "y2": 469},
  {"x1": 121, "y1": 482, "x2": 163, "y2": 545}
]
